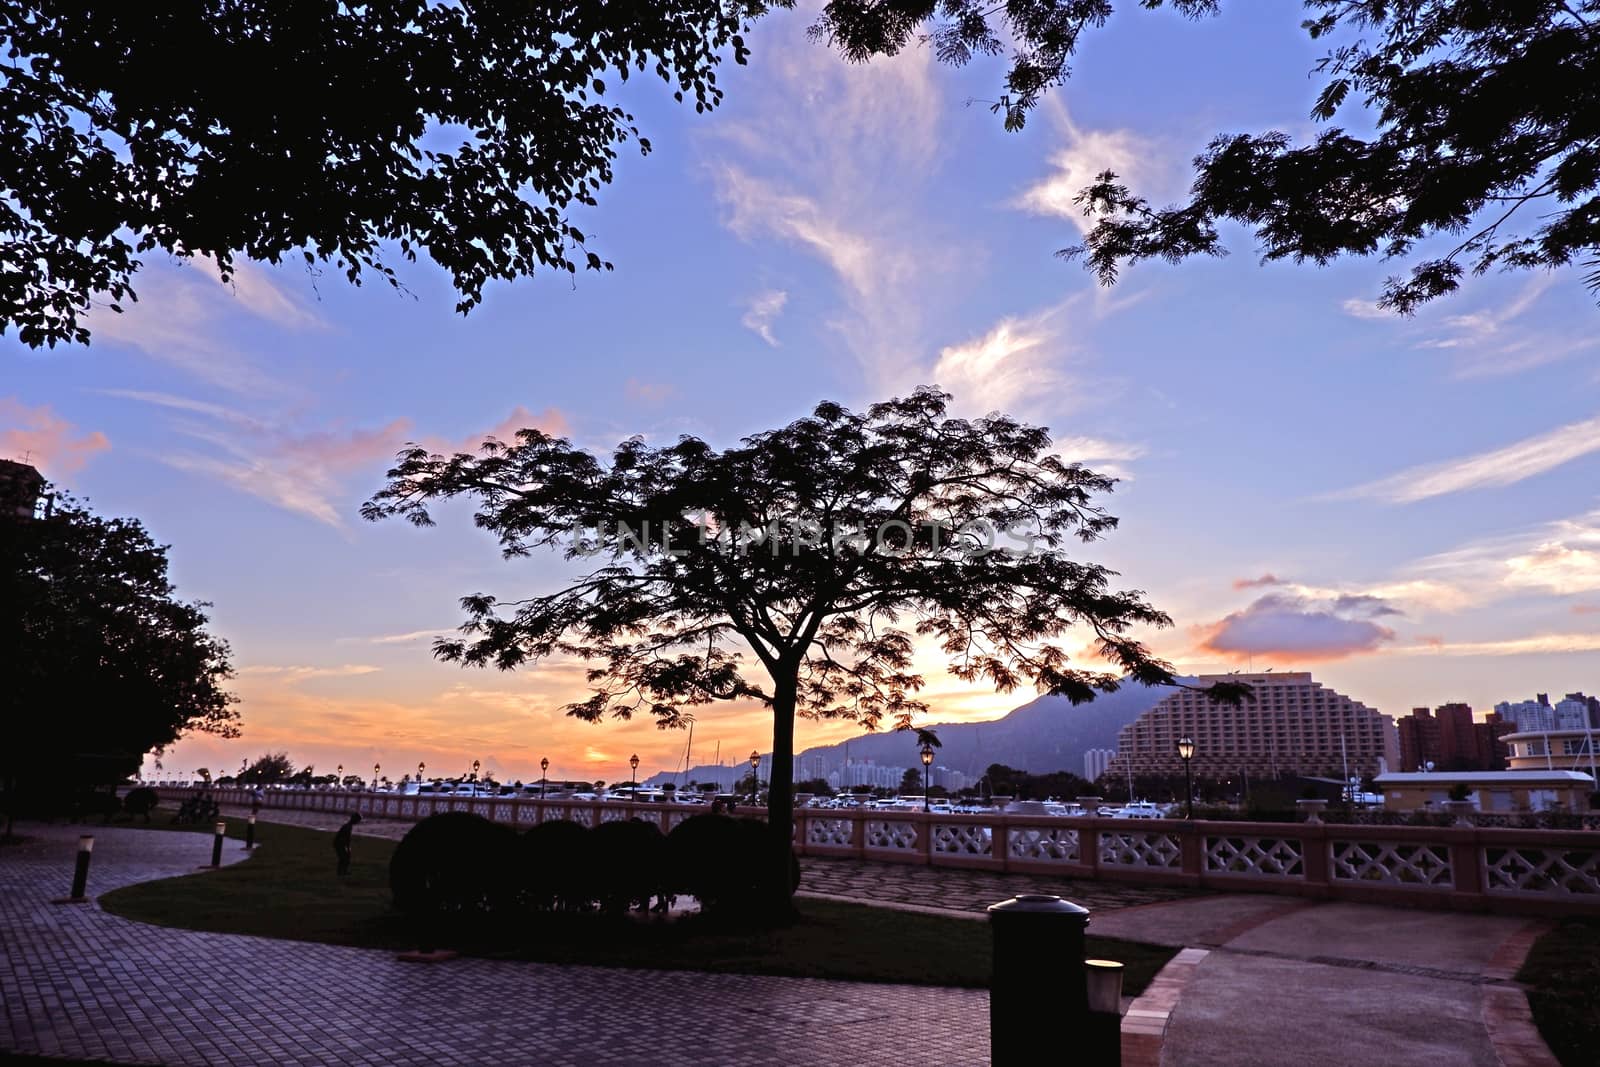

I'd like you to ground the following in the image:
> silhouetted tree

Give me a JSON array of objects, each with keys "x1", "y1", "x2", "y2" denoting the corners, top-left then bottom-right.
[
  {"x1": 814, "y1": 0, "x2": 1600, "y2": 308},
  {"x1": 1, "y1": 0, "x2": 787, "y2": 348},
  {"x1": 0, "y1": 494, "x2": 237, "y2": 825},
  {"x1": 365, "y1": 388, "x2": 1243, "y2": 916},
  {"x1": 238, "y1": 752, "x2": 296, "y2": 785}
]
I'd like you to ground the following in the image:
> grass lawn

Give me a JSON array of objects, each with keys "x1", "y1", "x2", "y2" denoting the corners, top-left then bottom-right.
[
  {"x1": 98, "y1": 820, "x2": 1175, "y2": 993},
  {"x1": 1518, "y1": 919, "x2": 1600, "y2": 1067}
]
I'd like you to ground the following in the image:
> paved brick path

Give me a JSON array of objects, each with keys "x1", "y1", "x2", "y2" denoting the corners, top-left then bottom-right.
[
  {"x1": 4, "y1": 816, "x2": 1560, "y2": 1067},
  {"x1": 2, "y1": 824, "x2": 988, "y2": 1067}
]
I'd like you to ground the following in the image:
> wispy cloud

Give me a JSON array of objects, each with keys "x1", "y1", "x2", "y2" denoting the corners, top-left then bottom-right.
[
  {"x1": 238, "y1": 664, "x2": 382, "y2": 683},
  {"x1": 1333, "y1": 413, "x2": 1600, "y2": 503},
  {"x1": 624, "y1": 379, "x2": 676, "y2": 406},
  {"x1": 104, "y1": 391, "x2": 567, "y2": 528},
  {"x1": 707, "y1": 6, "x2": 946, "y2": 388},
  {"x1": 1388, "y1": 632, "x2": 1600, "y2": 658},
  {"x1": 0, "y1": 398, "x2": 109, "y2": 477},
  {"x1": 1012, "y1": 102, "x2": 1165, "y2": 236},
  {"x1": 1342, "y1": 275, "x2": 1597, "y2": 378},
  {"x1": 161, "y1": 417, "x2": 411, "y2": 528},
  {"x1": 932, "y1": 310, "x2": 1067, "y2": 416},
  {"x1": 84, "y1": 256, "x2": 326, "y2": 394},
  {"x1": 339, "y1": 629, "x2": 449, "y2": 646},
  {"x1": 1232, "y1": 574, "x2": 1284, "y2": 590},
  {"x1": 740, "y1": 289, "x2": 788, "y2": 347}
]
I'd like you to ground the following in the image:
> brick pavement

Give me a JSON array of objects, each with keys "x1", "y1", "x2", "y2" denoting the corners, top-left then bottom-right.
[
  {"x1": 2, "y1": 824, "x2": 989, "y2": 1067},
  {"x1": 4, "y1": 816, "x2": 1563, "y2": 1067}
]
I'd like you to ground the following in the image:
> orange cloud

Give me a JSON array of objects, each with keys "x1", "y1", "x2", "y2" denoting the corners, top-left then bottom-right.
[
  {"x1": 0, "y1": 399, "x2": 109, "y2": 477},
  {"x1": 1231, "y1": 573, "x2": 1283, "y2": 590}
]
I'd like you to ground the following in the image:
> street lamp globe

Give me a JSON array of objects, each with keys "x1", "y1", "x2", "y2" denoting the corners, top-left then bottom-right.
[
  {"x1": 920, "y1": 743, "x2": 935, "y2": 767},
  {"x1": 1176, "y1": 737, "x2": 1195, "y2": 762}
]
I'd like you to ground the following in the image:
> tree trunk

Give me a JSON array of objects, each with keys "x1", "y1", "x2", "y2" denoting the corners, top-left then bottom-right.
[{"x1": 763, "y1": 672, "x2": 799, "y2": 921}]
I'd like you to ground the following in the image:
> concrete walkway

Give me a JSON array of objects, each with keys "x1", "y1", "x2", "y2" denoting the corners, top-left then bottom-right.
[{"x1": 2, "y1": 816, "x2": 1562, "y2": 1066}]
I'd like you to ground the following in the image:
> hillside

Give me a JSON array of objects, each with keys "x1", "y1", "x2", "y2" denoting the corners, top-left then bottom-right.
[{"x1": 648, "y1": 677, "x2": 1191, "y2": 787}]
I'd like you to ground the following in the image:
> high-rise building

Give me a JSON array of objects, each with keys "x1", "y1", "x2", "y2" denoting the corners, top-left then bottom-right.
[
  {"x1": 1396, "y1": 702, "x2": 1501, "y2": 770},
  {"x1": 1083, "y1": 747, "x2": 1116, "y2": 782},
  {"x1": 1554, "y1": 694, "x2": 1600, "y2": 730},
  {"x1": 1397, "y1": 707, "x2": 1442, "y2": 771},
  {"x1": 1495, "y1": 694, "x2": 1557, "y2": 732},
  {"x1": 1108, "y1": 672, "x2": 1397, "y2": 779}
]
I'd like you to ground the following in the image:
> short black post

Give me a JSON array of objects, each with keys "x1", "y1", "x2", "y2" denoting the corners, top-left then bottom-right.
[
  {"x1": 70, "y1": 834, "x2": 94, "y2": 899},
  {"x1": 1085, "y1": 958, "x2": 1125, "y2": 1066},
  {"x1": 210, "y1": 820, "x2": 225, "y2": 868},
  {"x1": 988, "y1": 895, "x2": 1090, "y2": 1067},
  {"x1": 245, "y1": 814, "x2": 256, "y2": 850}
]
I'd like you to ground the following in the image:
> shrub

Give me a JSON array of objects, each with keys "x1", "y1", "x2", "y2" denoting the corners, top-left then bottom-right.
[
  {"x1": 666, "y1": 813, "x2": 749, "y2": 913},
  {"x1": 666, "y1": 814, "x2": 798, "y2": 915},
  {"x1": 390, "y1": 812, "x2": 518, "y2": 923},
  {"x1": 123, "y1": 787, "x2": 159, "y2": 822},
  {"x1": 520, "y1": 819, "x2": 594, "y2": 911},
  {"x1": 588, "y1": 818, "x2": 667, "y2": 913}
]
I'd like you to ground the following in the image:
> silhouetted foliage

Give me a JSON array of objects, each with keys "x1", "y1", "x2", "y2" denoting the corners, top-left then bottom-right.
[
  {"x1": 0, "y1": 494, "x2": 237, "y2": 806},
  {"x1": 390, "y1": 812, "x2": 517, "y2": 922},
  {"x1": 589, "y1": 818, "x2": 668, "y2": 914},
  {"x1": 238, "y1": 753, "x2": 295, "y2": 785},
  {"x1": 366, "y1": 389, "x2": 1244, "y2": 915},
  {"x1": 520, "y1": 819, "x2": 596, "y2": 911},
  {"x1": 814, "y1": 0, "x2": 1600, "y2": 308},
  {"x1": 123, "y1": 787, "x2": 159, "y2": 823},
  {"x1": 981, "y1": 763, "x2": 1092, "y2": 801},
  {"x1": 1, "y1": 0, "x2": 790, "y2": 348}
]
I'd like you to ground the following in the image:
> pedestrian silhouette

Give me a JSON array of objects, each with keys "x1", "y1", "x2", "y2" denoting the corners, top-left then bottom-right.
[{"x1": 334, "y1": 812, "x2": 362, "y2": 876}]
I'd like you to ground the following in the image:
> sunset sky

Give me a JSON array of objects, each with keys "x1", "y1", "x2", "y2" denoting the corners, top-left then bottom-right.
[{"x1": 5, "y1": 4, "x2": 1598, "y2": 787}]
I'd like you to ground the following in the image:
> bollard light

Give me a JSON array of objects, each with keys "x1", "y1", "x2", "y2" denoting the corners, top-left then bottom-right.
[
  {"x1": 211, "y1": 820, "x2": 226, "y2": 868},
  {"x1": 1085, "y1": 959, "x2": 1124, "y2": 1014},
  {"x1": 245, "y1": 813, "x2": 257, "y2": 851},
  {"x1": 70, "y1": 835, "x2": 94, "y2": 900},
  {"x1": 1085, "y1": 958, "x2": 1125, "y2": 1066}
]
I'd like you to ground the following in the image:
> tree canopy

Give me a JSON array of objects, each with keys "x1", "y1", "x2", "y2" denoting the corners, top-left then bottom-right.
[
  {"x1": 366, "y1": 387, "x2": 1242, "y2": 911},
  {"x1": 1, "y1": 0, "x2": 783, "y2": 348},
  {"x1": 814, "y1": 0, "x2": 1600, "y2": 309},
  {"x1": 0, "y1": 493, "x2": 238, "y2": 789},
  {"x1": 238, "y1": 752, "x2": 295, "y2": 785}
]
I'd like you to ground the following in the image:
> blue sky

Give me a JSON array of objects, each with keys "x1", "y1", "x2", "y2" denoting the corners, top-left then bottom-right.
[{"x1": 5, "y1": 3, "x2": 1598, "y2": 785}]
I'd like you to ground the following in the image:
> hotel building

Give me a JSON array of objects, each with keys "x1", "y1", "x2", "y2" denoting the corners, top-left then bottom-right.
[{"x1": 1108, "y1": 672, "x2": 1398, "y2": 778}]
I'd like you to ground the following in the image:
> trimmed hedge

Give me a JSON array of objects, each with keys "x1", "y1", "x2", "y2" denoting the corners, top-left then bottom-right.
[{"x1": 392, "y1": 811, "x2": 800, "y2": 926}]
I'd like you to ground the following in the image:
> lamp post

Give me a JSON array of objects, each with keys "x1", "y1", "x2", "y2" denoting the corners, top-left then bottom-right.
[
  {"x1": 1176, "y1": 737, "x2": 1195, "y2": 820},
  {"x1": 472, "y1": 759, "x2": 481, "y2": 796},
  {"x1": 336, "y1": 763, "x2": 343, "y2": 790},
  {"x1": 540, "y1": 757, "x2": 549, "y2": 799},
  {"x1": 920, "y1": 742, "x2": 935, "y2": 812},
  {"x1": 629, "y1": 753, "x2": 639, "y2": 794},
  {"x1": 373, "y1": 762, "x2": 381, "y2": 791},
  {"x1": 749, "y1": 750, "x2": 761, "y2": 806},
  {"x1": 418, "y1": 761, "x2": 426, "y2": 784}
]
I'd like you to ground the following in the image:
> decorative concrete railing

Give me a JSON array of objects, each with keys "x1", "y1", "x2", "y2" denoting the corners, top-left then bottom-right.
[{"x1": 157, "y1": 788, "x2": 1600, "y2": 916}]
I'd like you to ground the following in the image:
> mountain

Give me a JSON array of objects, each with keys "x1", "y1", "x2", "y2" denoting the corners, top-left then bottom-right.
[{"x1": 645, "y1": 677, "x2": 1191, "y2": 788}]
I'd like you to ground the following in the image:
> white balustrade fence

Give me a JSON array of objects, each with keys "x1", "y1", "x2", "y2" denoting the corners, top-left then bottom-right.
[{"x1": 154, "y1": 787, "x2": 1600, "y2": 916}]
